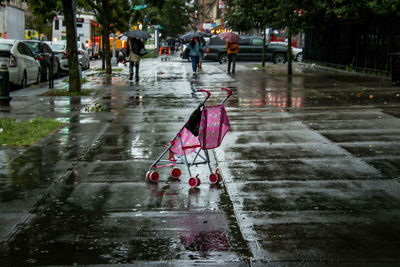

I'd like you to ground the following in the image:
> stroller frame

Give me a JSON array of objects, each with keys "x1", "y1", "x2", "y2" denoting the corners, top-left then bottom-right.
[
  {"x1": 160, "y1": 46, "x2": 171, "y2": 61},
  {"x1": 146, "y1": 88, "x2": 232, "y2": 187}
]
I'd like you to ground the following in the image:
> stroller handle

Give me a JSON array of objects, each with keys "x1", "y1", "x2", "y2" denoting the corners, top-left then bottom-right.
[
  {"x1": 221, "y1": 87, "x2": 232, "y2": 104},
  {"x1": 200, "y1": 89, "x2": 211, "y2": 101}
]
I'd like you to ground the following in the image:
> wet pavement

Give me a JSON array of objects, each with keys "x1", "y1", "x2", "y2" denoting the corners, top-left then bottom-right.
[{"x1": 1, "y1": 54, "x2": 400, "y2": 266}]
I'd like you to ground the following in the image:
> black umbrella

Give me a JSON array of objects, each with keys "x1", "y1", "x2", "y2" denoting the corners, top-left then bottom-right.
[{"x1": 124, "y1": 30, "x2": 151, "y2": 40}]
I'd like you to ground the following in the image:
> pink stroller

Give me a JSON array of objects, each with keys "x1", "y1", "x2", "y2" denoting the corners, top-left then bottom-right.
[{"x1": 146, "y1": 87, "x2": 232, "y2": 188}]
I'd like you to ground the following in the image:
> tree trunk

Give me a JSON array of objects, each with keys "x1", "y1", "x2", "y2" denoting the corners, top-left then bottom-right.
[
  {"x1": 287, "y1": 29, "x2": 293, "y2": 76},
  {"x1": 102, "y1": 39, "x2": 105, "y2": 69},
  {"x1": 62, "y1": 0, "x2": 81, "y2": 92},
  {"x1": 102, "y1": 0, "x2": 112, "y2": 75},
  {"x1": 262, "y1": 27, "x2": 266, "y2": 67},
  {"x1": 102, "y1": 31, "x2": 106, "y2": 69}
]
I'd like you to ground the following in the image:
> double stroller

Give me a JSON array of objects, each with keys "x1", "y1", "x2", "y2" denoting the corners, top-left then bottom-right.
[{"x1": 146, "y1": 88, "x2": 232, "y2": 188}]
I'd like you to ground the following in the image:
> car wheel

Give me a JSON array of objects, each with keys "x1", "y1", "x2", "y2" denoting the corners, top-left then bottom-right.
[
  {"x1": 296, "y1": 52, "x2": 303, "y2": 62},
  {"x1": 218, "y1": 53, "x2": 228, "y2": 64},
  {"x1": 20, "y1": 71, "x2": 27, "y2": 89},
  {"x1": 36, "y1": 69, "x2": 41, "y2": 84},
  {"x1": 273, "y1": 53, "x2": 286, "y2": 64}
]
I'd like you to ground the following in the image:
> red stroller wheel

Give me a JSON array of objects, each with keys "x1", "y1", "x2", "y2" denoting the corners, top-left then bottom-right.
[
  {"x1": 147, "y1": 171, "x2": 159, "y2": 182},
  {"x1": 196, "y1": 177, "x2": 201, "y2": 186},
  {"x1": 209, "y1": 173, "x2": 218, "y2": 184},
  {"x1": 216, "y1": 168, "x2": 222, "y2": 182},
  {"x1": 170, "y1": 168, "x2": 181, "y2": 179},
  {"x1": 189, "y1": 177, "x2": 198, "y2": 188}
]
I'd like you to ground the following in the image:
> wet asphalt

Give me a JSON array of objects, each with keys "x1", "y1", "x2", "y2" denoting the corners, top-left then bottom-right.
[{"x1": 1, "y1": 53, "x2": 400, "y2": 266}]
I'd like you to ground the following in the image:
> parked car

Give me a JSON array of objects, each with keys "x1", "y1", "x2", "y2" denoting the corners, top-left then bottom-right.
[
  {"x1": 45, "y1": 41, "x2": 88, "y2": 73},
  {"x1": 45, "y1": 41, "x2": 68, "y2": 73},
  {"x1": 24, "y1": 40, "x2": 60, "y2": 81},
  {"x1": 0, "y1": 39, "x2": 40, "y2": 88},
  {"x1": 77, "y1": 41, "x2": 90, "y2": 70},
  {"x1": 203, "y1": 36, "x2": 303, "y2": 64},
  {"x1": 270, "y1": 41, "x2": 303, "y2": 62}
]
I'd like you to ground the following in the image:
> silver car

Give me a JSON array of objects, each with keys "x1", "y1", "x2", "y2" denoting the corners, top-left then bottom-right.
[
  {"x1": 77, "y1": 41, "x2": 90, "y2": 70},
  {"x1": 270, "y1": 42, "x2": 303, "y2": 62},
  {"x1": 46, "y1": 41, "x2": 89, "y2": 72},
  {"x1": 45, "y1": 41, "x2": 68, "y2": 73},
  {"x1": 0, "y1": 39, "x2": 41, "y2": 88}
]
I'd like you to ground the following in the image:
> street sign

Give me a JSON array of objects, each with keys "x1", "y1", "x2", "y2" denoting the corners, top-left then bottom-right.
[{"x1": 133, "y1": 4, "x2": 147, "y2": 10}]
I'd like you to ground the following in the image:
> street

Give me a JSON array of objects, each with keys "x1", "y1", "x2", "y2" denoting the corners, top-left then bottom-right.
[{"x1": 1, "y1": 54, "x2": 400, "y2": 266}]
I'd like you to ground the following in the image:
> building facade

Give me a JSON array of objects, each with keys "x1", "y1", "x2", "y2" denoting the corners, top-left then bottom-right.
[
  {"x1": 199, "y1": 0, "x2": 227, "y2": 33},
  {"x1": 0, "y1": 0, "x2": 26, "y2": 39}
]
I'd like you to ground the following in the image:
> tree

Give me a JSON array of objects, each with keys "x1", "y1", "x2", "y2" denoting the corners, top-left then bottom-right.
[
  {"x1": 61, "y1": 0, "x2": 81, "y2": 92},
  {"x1": 158, "y1": 0, "x2": 191, "y2": 37},
  {"x1": 24, "y1": 0, "x2": 81, "y2": 92},
  {"x1": 225, "y1": 0, "x2": 305, "y2": 74},
  {"x1": 224, "y1": 0, "x2": 271, "y2": 67},
  {"x1": 129, "y1": 0, "x2": 192, "y2": 38},
  {"x1": 80, "y1": 0, "x2": 131, "y2": 74}
]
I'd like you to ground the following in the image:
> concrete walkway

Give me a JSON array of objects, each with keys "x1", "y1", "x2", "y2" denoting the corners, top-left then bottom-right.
[{"x1": 1, "y1": 56, "x2": 400, "y2": 266}]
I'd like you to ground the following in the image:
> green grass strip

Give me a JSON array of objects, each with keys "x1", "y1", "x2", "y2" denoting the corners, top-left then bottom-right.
[
  {"x1": 0, "y1": 117, "x2": 65, "y2": 146},
  {"x1": 94, "y1": 68, "x2": 123, "y2": 72},
  {"x1": 41, "y1": 89, "x2": 94, "y2": 96}
]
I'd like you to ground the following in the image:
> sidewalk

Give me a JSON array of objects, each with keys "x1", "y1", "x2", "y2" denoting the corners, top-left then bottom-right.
[{"x1": 1, "y1": 57, "x2": 400, "y2": 266}]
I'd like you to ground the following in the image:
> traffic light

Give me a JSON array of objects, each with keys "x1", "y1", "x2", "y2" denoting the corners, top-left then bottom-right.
[{"x1": 195, "y1": 10, "x2": 198, "y2": 19}]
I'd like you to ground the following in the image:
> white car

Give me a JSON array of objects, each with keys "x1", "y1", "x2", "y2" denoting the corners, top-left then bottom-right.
[
  {"x1": 0, "y1": 39, "x2": 41, "y2": 88},
  {"x1": 77, "y1": 41, "x2": 90, "y2": 70},
  {"x1": 46, "y1": 41, "x2": 89, "y2": 72},
  {"x1": 270, "y1": 42, "x2": 303, "y2": 62},
  {"x1": 45, "y1": 41, "x2": 68, "y2": 73}
]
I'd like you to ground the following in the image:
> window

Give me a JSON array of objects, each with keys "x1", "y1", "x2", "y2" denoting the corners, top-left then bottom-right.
[
  {"x1": 77, "y1": 24, "x2": 83, "y2": 28},
  {"x1": 25, "y1": 42, "x2": 39, "y2": 53},
  {"x1": 0, "y1": 44, "x2": 12, "y2": 51},
  {"x1": 62, "y1": 20, "x2": 66, "y2": 27},
  {"x1": 238, "y1": 38, "x2": 250, "y2": 45},
  {"x1": 55, "y1": 19, "x2": 59, "y2": 30},
  {"x1": 252, "y1": 38, "x2": 263, "y2": 46},
  {"x1": 23, "y1": 43, "x2": 34, "y2": 57},
  {"x1": 18, "y1": 43, "x2": 33, "y2": 57},
  {"x1": 17, "y1": 43, "x2": 25, "y2": 55},
  {"x1": 211, "y1": 37, "x2": 226, "y2": 45},
  {"x1": 42, "y1": 43, "x2": 52, "y2": 53}
]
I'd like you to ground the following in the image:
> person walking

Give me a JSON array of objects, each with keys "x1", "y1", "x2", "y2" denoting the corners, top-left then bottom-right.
[
  {"x1": 126, "y1": 37, "x2": 144, "y2": 81},
  {"x1": 226, "y1": 41, "x2": 239, "y2": 74},
  {"x1": 188, "y1": 37, "x2": 202, "y2": 75},
  {"x1": 198, "y1": 38, "x2": 206, "y2": 71}
]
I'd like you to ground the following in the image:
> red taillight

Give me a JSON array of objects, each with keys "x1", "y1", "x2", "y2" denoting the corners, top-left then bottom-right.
[
  {"x1": 9, "y1": 55, "x2": 17, "y2": 67},
  {"x1": 206, "y1": 48, "x2": 209, "y2": 54},
  {"x1": 38, "y1": 56, "x2": 44, "y2": 61}
]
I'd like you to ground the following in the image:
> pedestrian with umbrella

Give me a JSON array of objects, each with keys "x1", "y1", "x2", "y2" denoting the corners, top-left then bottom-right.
[
  {"x1": 219, "y1": 32, "x2": 240, "y2": 74},
  {"x1": 187, "y1": 35, "x2": 203, "y2": 75},
  {"x1": 123, "y1": 30, "x2": 150, "y2": 81}
]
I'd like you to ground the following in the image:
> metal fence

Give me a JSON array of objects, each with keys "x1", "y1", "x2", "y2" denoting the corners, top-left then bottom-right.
[{"x1": 303, "y1": 16, "x2": 400, "y2": 76}]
